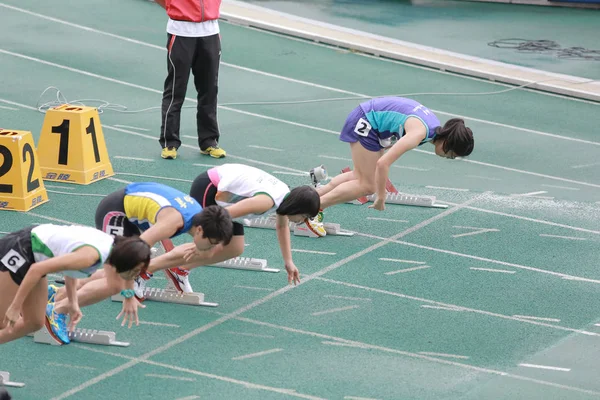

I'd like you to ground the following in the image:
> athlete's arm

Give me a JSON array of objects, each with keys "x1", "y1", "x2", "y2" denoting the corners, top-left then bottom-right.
[
  {"x1": 275, "y1": 214, "x2": 300, "y2": 285},
  {"x1": 139, "y1": 207, "x2": 184, "y2": 247},
  {"x1": 147, "y1": 243, "x2": 199, "y2": 273},
  {"x1": 224, "y1": 194, "x2": 275, "y2": 219},
  {"x1": 4, "y1": 246, "x2": 99, "y2": 326},
  {"x1": 374, "y1": 118, "x2": 426, "y2": 200},
  {"x1": 154, "y1": 0, "x2": 166, "y2": 8},
  {"x1": 64, "y1": 276, "x2": 83, "y2": 331}
]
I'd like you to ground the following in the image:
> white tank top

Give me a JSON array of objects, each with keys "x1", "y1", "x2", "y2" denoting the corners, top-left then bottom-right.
[
  {"x1": 31, "y1": 224, "x2": 114, "y2": 279},
  {"x1": 208, "y1": 164, "x2": 290, "y2": 219}
]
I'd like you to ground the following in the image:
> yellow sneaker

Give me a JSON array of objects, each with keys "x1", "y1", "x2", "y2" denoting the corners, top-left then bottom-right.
[
  {"x1": 200, "y1": 146, "x2": 226, "y2": 159},
  {"x1": 161, "y1": 147, "x2": 177, "y2": 159},
  {"x1": 304, "y1": 216, "x2": 327, "y2": 237}
]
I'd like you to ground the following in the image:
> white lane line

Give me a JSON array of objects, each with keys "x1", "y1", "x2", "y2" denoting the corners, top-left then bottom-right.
[
  {"x1": 227, "y1": 331, "x2": 276, "y2": 339},
  {"x1": 108, "y1": 177, "x2": 132, "y2": 184},
  {"x1": 511, "y1": 191, "x2": 548, "y2": 197},
  {"x1": 248, "y1": 145, "x2": 283, "y2": 151},
  {"x1": 385, "y1": 265, "x2": 431, "y2": 275},
  {"x1": 540, "y1": 184, "x2": 580, "y2": 191},
  {"x1": 324, "y1": 295, "x2": 372, "y2": 302},
  {"x1": 539, "y1": 234, "x2": 588, "y2": 241},
  {"x1": 513, "y1": 316, "x2": 561, "y2": 323},
  {"x1": 115, "y1": 172, "x2": 193, "y2": 183},
  {"x1": 292, "y1": 249, "x2": 336, "y2": 255},
  {"x1": 470, "y1": 267, "x2": 516, "y2": 274},
  {"x1": 452, "y1": 226, "x2": 500, "y2": 238},
  {"x1": 519, "y1": 364, "x2": 570, "y2": 372},
  {"x1": 421, "y1": 305, "x2": 464, "y2": 311},
  {"x1": 466, "y1": 175, "x2": 501, "y2": 181},
  {"x1": 47, "y1": 362, "x2": 96, "y2": 371},
  {"x1": 44, "y1": 184, "x2": 76, "y2": 190},
  {"x1": 418, "y1": 352, "x2": 469, "y2": 360},
  {"x1": 113, "y1": 124, "x2": 149, "y2": 131},
  {"x1": 138, "y1": 321, "x2": 180, "y2": 328},
  {"x1": 426, "y1": 186, "x2": 470, "y2": 192},
  {"x1": 379, "y1": 258, "x2": 426, "y2": 264},
  {"x1": 231, "y1": 348, "x2": 283, "y2": 361},
  {"x1": 571, "y1": 162, "x2": 600, "y2": 169},
  {"x1": 145, "y1": 374, "x2": 196, "y2": 382},
  {"x1": 367, "y1": 217, "x2": 409, "y2": 223},
  {"x1": 312, "y1": 305, "x2": 360, "y2": 316},
  {"x1": 234, "y1": 285, "x2": 275, "y2": 292},
  {"x1": 271, "y1": 171, "x2": 309, "y2": 177},
  {"x1": 322, "y1": 341, "x2": 369, "y2": 349},
  {"x1": 113, "y1": 156, "x2": 155, "y2": 162}
]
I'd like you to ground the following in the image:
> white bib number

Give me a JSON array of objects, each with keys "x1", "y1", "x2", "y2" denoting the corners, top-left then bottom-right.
[{"x1": 354, "y1": 118, "x2": 372, "y2": 137}]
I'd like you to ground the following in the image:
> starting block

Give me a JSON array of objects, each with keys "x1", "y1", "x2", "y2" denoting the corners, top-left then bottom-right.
[
  {"x1": 210, "y1": 257, "x2": 279, "y2": 273},
  {"x1": 160, "y1": 238, "x2": 279, "y2": 273},
  {"x1": 37, "y1": 104, "x2": 114, "y2": 185},
  {"x1": 340, "y1": 166, "x2": 448, "y2": 209},
  {"x1": 29, "y1": 325, "x2": 129, "y2": 347},
  {"x1": 242, "y1": 215, "x2": 354, "y2": 237},
  {"x1": 0, "y1": 129, "x2": 49, "y2": 211},
  {"x1": 110, "y1": 280, "x2": 218, "y2": 307},
  {"x1": 0, "y1": 371, "x2": 24, "y2": 388}
]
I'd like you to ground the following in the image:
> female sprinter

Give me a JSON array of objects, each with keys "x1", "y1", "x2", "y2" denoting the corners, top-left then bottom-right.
[
  {"x1": 139, "y1": 163, "x2": 321, "y2": 286},
  {"x1": 306, "y1": 96, "x2": 475, "y2": 235},
  {"x1": 0, "y1": 224, "x2": 151, "y2": 345},
  {"x1": 50, "y1": 182, "x2": 233, "y2": 331}
]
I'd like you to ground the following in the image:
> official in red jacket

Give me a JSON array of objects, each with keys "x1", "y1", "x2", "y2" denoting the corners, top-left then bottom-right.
[{"x1": 154, "y1": 0, "x2": 227, "y2": 160}]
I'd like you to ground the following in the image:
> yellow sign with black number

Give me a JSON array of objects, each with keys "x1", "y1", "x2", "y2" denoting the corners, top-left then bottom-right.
[
  {"x1": 37, "y1": 104, "x2": 114, "y2": 185},
  {"x1": 0, "y1": 129, "x2": 49, "y2": 211}
]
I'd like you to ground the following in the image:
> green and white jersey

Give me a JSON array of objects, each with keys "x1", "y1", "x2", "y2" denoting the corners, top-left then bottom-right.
[
  {"x1": 208, "y1": 163, "x2": 290, "y2": 219},
  {"x1": 31, "y1": 224, "x2": 114, "y2": 278}
]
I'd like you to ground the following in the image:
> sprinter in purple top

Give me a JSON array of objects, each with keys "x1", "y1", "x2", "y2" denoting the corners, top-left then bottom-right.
[{"x1": 306, "y1": 97, "x2": 474, "y2": 236}]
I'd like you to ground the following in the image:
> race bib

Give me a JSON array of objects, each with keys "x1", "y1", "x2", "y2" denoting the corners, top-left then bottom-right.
[
  {"x1": 354, "y1": 118, "x2": 372, "y2": 137},
  {"x1": 1, "y1": 249, "x2": 27, "y2": 273}
]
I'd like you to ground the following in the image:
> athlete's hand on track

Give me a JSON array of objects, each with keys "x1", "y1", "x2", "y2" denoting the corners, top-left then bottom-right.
[
  {"x1": 2, "y1": 304, "x2": 21, "y2": 331},
  {"x1": 117, "y1": 297, "x2": 146, "y2": 328},
  {"x1": 285, "y1": 263, "x2": 300, "y2": 286},
  {"x1": 369, "y1": 197, "x2": 386, "y2": 211},
  {"x1": 67, "y1": 303, "x2": 83, "y2": 332}
]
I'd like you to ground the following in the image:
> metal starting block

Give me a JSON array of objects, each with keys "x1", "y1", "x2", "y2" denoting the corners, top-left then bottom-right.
[
  {"x1": 347, "y1": 192, "x2": 448, "y2": 209},
  {"x1": 111, "y1": 280, "x2": 218, "y2": 307},
  {"x1": 210, "y1": 257, "x2": 279, "y2": 273},
  {"x1": 29, "y1": 326, "x2": 129, "y2": 347},
  {"x1": 335, "y1": 165, "x2": 448, "y2": 209},
  {"x1": 0, "y1": 371, "x2": 24, "y2": 388},
  {"x1": 242, "y1": 216, "x2": 354, "y2": 237}
]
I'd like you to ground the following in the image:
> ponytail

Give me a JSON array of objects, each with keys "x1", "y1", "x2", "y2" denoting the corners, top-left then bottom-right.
[{"x1": 435, "y1": 118, "x2": 474, "y2": 157}]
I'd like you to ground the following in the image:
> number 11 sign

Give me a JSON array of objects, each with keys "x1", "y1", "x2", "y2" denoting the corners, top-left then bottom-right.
[{"x1": 37, "y1": 104, "x2": 114, "y2": 185}]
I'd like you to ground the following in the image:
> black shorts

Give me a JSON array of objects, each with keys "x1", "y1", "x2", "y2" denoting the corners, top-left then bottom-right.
[
  {"x1": 95, "y1": 188, "x2": 142, "y2": 237},
  {"x1": 190, "y1": 172, "x2": 244, "y2": 236},
  {"x1": 0, "y1": 226, "x2": 36, "y2": 285}
]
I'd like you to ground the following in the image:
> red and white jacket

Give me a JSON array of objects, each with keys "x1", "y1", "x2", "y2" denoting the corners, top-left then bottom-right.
[{"x1": 166, "y1": 0, "x2": 221, "y2": 23}]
